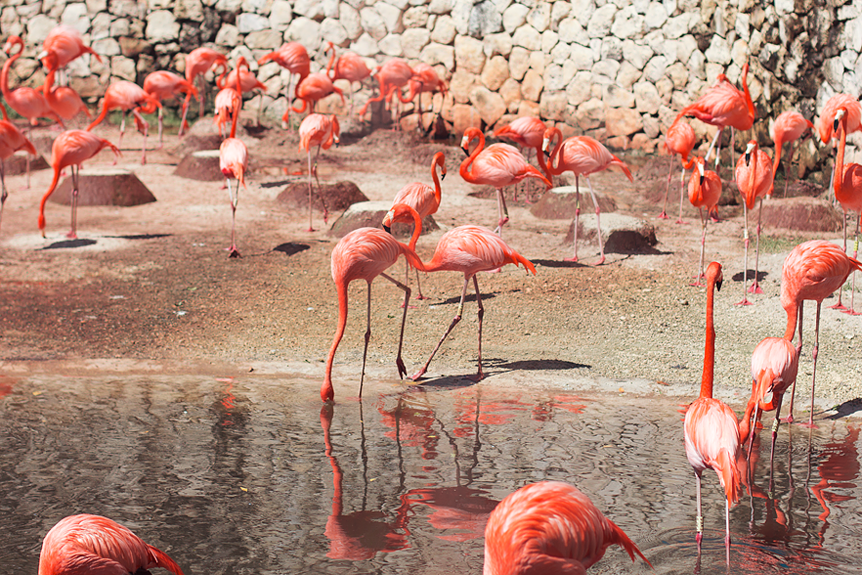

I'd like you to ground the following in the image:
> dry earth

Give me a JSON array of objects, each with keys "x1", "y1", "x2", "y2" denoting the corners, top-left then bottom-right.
[{"x1": 1, "y1": 116, "x2": 861, "y2": 420}]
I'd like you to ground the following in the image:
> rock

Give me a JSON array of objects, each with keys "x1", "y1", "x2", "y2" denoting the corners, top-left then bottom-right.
[
  {"x1": 48, "y1": 168, "x2": 157, "y2": 206},
  {"x1": 351, "y1": 33, "x2": 380, "y2": 57},
  {"x1": 483, "y1": 32, "x2": 512, "y2": 57},
  {"x1": 469, "y1": 86, "x2": 506, "y2": 124},
  {"x1": 558, "y1": 17, "x2": 589, "y2": 45},
  {"x1": 110, "y1": 55, "x2": 137, "y2": 80},
  {"x1": 539, "y1": 90, "x2": 567, "y2": 120},
  {"x1": 27, "y1": 15, "x2": 60, "y2": 44},
  {"x1": 360, "y1": 6, "x2": 388, "y2": 40},
  {"x1": 431, "y1": 14, "x2": 457, "y2": 44},
  {"x1": 531, "y1": 186, "x2": 618, "y2": 219},
  {"x1": 340, "y1": 3, "x2": 362, "y2": 39},
  {"x1": 480, "y1": 55, "x2": 509, "y2": 90},
  {"x1": 269, "y1": 0, "x2": 293, "y2": 29},
  {"x1": 175, "y1": 150, "x2": 233, "y2": 181},
  {"x1": 704, "y1": 34, "x2": 731, "y2": 65},
  {"x1": 587, "y1": 4, "x2": 617, "y2": 38},
  {"x1": 403, "y1": 5, "x2": 429, "y2": 27},
  {"x1": 565, "y1": 71, "x2": 592, "y2": 106},
  {"x1": 215, "y1": 24, "x2": 240, "y2": 46},
  {"x1": 521, "y1": 69, "x2": 544, "y2": 101},
  {"x1": 467, "y1": 0, "x2": 502, "y2": 36},
  {"x1": 279, "y1": 182, "x2": 371, "y2": 221},
  {"x1": 4, "y1": 150, "x2": 50, "y2": 176},
  {"x1": 420, "y1": 42, "x2": 455, "y2": 69},
  {"x1": 376, "y1": 1, "x2": 404, "y2": 34},
  {"x1": 606, "y1": 107, "x2": 644, "y2": 136},
  {"x1": 454, "y1": 34, "x2": 485, "y2": 74},
  {"x1": 286, "y1": 17, "x2": 322, "y2": 51},
  {"x1": 603, "y1": 84, "x2": 635, "y2": 108},
  {"x1": 236, "y1": 12, "x2": 269, "y2": 33},
  {"x1": 512, "y1": 24, "x2": 542, "y2": 50},
  {"x1": 429, "y1": 0, "x2": 452, "y2": 14},
  {"x1": 401, "y1": 28, "x2": 430, "y2": 58},
  {"x1": 176, "y1": 0, "x2": 205, "y2": 20},
  {"x1": 502, "y1": 3, "x2": 529, "y2": 33},
  {"x1": 452, "y1": 103, "x2": 482, "y2": 133},
  {"x1": 634, "y1": 81, "x2": 661, "y2": 114},
  {"x1": 146, "y1": 10, "x2": 180, "y2": 42},
  {"x1": 499, "y1": 77, "x2": 521, "y2": 108},
  {"x1": 293, "y1": 0, "x2": 324, "y2": 19},
  {"x1": 644, "y1": 2, "x2": 668, "y2": 30},
  {"x1": 61, "y1": 3, "x2": 90, "y2": 35},
  {"x1": 564, "y1": 213, "x2": 658, "y2": 254},
  {"x1": 327, "y1": 200, "x2": 439, "y2": 238},
  {"x1": 761, "y1": 196, "x2": 843, "y2": 232},
  {"x1": 611, "y1": 6, "x2": 644, "y2": 39},
  {"x1": 528, "y1": 2, "x2": 551, "y2": 31},
  {"x1": 379, "y1": 33, "x2": 403, "y2": 56},
  {"x1": 508, "y1": 46, "x2": 530, "y2": 80}
]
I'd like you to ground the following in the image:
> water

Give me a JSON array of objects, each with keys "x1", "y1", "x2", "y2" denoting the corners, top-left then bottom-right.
[{"x1": 1, "y1": 374, "x2": 860, "y2": 575}]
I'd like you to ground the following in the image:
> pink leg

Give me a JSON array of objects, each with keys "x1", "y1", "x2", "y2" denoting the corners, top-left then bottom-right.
[
  {"x1": 748, "y1": 198, "x2": 764, "y2": 294},
  {"x1": 400, "y1": 259, "x2": 418, "y2": 308},
  {"x1": 157, "y1": 107, "x2": 164, "y2": 148},
  {"x1": 380, "y1": 272, "x2": 411, "y2": 386},
  {"x1": 783, "y1": 303, "x2": 803, "y2": 423},
  {"x1": 831, "y1": 212, "x2": 849, "y2": 310},
  {"x1": 226, "y1": 177, "x2": 240, "y2": 258},
  {"x1": 676, "y1": 166, "x2": 688, "y2": 224},
  {"x1": 179, "y1": 92, "x2": 191, "y2": 138},
  {"x1": 132, "y1": 108, "x2": 148, "y2": 165},
  {"x1": 695, "y1": 471, "x2": 703, "y2": 544},
  {"x1": 0, "y1": 160, "x2": 7, "y2": 234},
  {"x1": 411, "y1": 276, "x2": 470, "y2": 381},
  {"x1": 690, "y1": 208, "x2": 707, "y2": 287},
  {"x1": 467, "y1": 275, "x2": 485, "y2": 382},
  {"x1": 67, "y1": 165, "x2": 79, "y2": 239},
  {"x1": 585, "y1": 176, "x2": 605, "y2": 265},
  {"x1": 737, "y1": 203, "x2": 752, "y2": 305},
  {"x1": 804, "y1": 302, "x2": 823, "y2": 428},
  {"x1": 306, "y1": 148, "x2": 315, "y2": 232},
  {"x1": 493, "y1": 188, "x2": 509, "y2": 236},
  {"x1": 659, "y1": 155, "x2": 673, "y2": 219},
  {"x1": 564, "y1": 175, "x2": 581, "y2": 262},
  {"x1": 842, "y1": 214, "x2": 860, "y2": 315}
]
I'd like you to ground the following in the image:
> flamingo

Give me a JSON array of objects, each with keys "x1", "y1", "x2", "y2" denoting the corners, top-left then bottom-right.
[
  {"x1": 321, "y1": 203, "x2": 425, "y2": 402},
  {"x1": 324, "y1": 41, "x2": 370, "y2": 118},
  {"x1": 217, "y1": 62, "x2": 267, "y2": 124},
  {"x1": 38, "y1": 514, "x2": 184, "y2": 575},
  {"x1": 298, "y1": 113, "x2": 340, "y2": 231},
  {"x1": 87, "y1": 80, "x2": 161, "y2": 164},
  {"x1": 542, "y1": 126, "x2": 633, "y2": 264},
  {"x1": 387, "y1": 151, "x2": 446, "y2": 300},
  {"x1": 683, "y1": 261, "x2": 742, "y2": 549},
  {"x1": 493, "y1": 116, "x2": 552, "y2": 200},
  {"x1": 734, "y1": 139, "x2": 774, "y2": 304},
  {"x1": 460, "y1": 127, "x2": 551, "y2": 238},
  {"x1": 675, "y1": 62, "x2": 754, "y2": 174},
  {"x1": 219, "y1": 56, "x2": 249, "y2": 258},
  {"x1": 404, "y1": 62, "x2": 447, "y2": 132},
  {"x1": 831, "y1": 107, "x2": 862, "y2": 314},
  {"x1": 42, "y1": 68, "x2": 90, "y2": 123},
  {"x1": 403, "y1": 223, "x2": 536, "y2": 382},
  {"x1": 781, "y1": 240, "x2": 862, "y2": 426},
  {"x1": 660, "y1": 119, "x2": 696, "y2": 222},
  {"x1": 38, "y1": 25, "x2": 102, "y2": 76},
  {"x1": 143, "y1": 70, "x2": 198, "y2": 147},
  {"x1": 817, "y1": 93, "x2": 862, "y2": 148},
  {"x1": 0, "y1": 119, "x2": 36, "y2": 233},
  {"x1": 258, "y1": 42, "x2": 310, "y2": 126},
  {"x1": 357, "y1": 58, "x2": 417, "y2": 124},
  {"x1": 213, "y1": 86, "x2": 241, "y2": 139},
  {"x1": 483, "y1": 481, "x2": 651, "y2": 575},
  {"x1": 688, "y1": 157, "x2": 722, "y2": 286},
  {"x1": 290, "y1": 72, "x2": 345, "y2": 120},
  {"x1": 38, "y1": 129, "x2": 120, "y2": 239},
  {"x1": 772, "y1": 110, "x2": 813, "y2": 197},
  {"x1": 179, "y1": 47, "x2": 227, "y2": 136}
]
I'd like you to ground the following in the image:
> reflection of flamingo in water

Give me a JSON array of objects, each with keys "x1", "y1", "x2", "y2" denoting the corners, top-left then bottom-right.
[
  {"x1": 319, "y1": 402, "x2": 410, "y2": 559},
  {"x1": 810, "y1": 422, "x2": 859, "y2": 530}
]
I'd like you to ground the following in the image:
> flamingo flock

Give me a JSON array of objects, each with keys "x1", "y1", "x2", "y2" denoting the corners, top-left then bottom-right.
[{"x1": 1, "y1": 28, "x2": 861, "y2": 575}]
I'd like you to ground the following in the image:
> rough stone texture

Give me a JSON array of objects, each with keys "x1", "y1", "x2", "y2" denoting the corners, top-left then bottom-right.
[
  {"x1": 761, "y1": 196, "x2": 844, "y2": 232},
  {"x1": 49, "y1": 168, "x2": 157, "y2": 206},
  {"x1": 454, "y1": 34, "x2": 485, "y2": 74},
  {"x1": 531, "y1": 186, "x2": 618, "y2": 219},
  {"x1": 564, "y1": 213, "x2": 658, "y2": 254},
  {"x1": 325, "y1": 199, "x2": 439, "y2": 238},
  {"x1": 469, "y1": 85, "x2": 506, "y2": 125},
  {"x1": 480, "y1": 55, "x2": 509, "y2": 90},
  {"x1": 279, "y1": 182, "x2": 370, "y2": 218},
  {"x1": 145, "y1": 10, "x2": 179, "y2": 42}
]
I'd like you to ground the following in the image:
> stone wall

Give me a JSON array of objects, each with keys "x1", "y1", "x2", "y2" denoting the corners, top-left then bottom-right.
[{"x1": 0, "y1": 0, "x2": 854, "y2": 164}]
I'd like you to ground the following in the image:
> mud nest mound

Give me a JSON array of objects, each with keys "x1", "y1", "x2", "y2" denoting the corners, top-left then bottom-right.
[
  {"x1": 48, "y1": 168, "x2": 156, "y2": 206},
  {"x1": 276, "y1": 180, "x2": 369, "y2": 213}
]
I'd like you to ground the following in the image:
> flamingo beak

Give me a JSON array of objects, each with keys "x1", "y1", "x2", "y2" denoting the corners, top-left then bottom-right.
[
  {"x1": 744, "y1": 142, "x2": 755, "y2": 166},
  {"x1": 834, "y1": 108, "x2": 846, "y2": 132},
  {"x1": 383, "y1": 223, "x2": 392, "y2": 234},
  {"x1": 440, "y1": 172, "x2": 446, "y2": 180},
  {"x1": 698, "y1": 160, "x2": 705, "y2": 186},
  {"x1": 716, "y1": 277, "x2": 723, "y2": 291}
]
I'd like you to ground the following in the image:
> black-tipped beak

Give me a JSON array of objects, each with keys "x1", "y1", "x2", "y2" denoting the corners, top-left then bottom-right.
[
  {"x1": 461, "y1": 146, "x2": 469, "y2": 156},
  {"x1": 699, "y1": 173, "x2": 705, "y2": 186},
  {"x1": 383, "y1": 224, "x2": 392, "y2": 234},
  {"x1": 544, "y1": 149, "x2": 551, "y2": 159},
  {"x1": 834, "y1": 117, "x2": 840, "y2": 132},
  {"x1": 716, "y1": 278, "x2": 723, "y2": 291},
  {"x1": 440, "y1": 172, "x2": 446, "y2": 180},
  {"x1": 745, "y1": 151, "x2": 751, "y2": 165}
]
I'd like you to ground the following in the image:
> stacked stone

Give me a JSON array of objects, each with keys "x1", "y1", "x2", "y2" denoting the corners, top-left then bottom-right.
[{"x1": 0, "y1": 0, "x2": 843, "y2": 160}]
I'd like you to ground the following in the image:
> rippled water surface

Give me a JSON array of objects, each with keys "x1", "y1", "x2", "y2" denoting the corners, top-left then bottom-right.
[{"x1": 1, "y1": 374, "x2": 860, "y2": 574}]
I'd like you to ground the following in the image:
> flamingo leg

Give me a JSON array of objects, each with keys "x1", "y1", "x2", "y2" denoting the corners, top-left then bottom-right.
[
  {"x1": 691, "y1": 207, "x2": 707, "y2": 286},
  {"x1": 737, "y1": 203, "x2": 752, "y2": 305},
  {"x1": 704, "y1": 128, "x2": 722, "y2": 167},
  {"x1": 67, "y1": 165, "x2": 79, "y2": 239},
  {"x1": 831, "y1": 212, "x2": 848, "y2": 310},
  {"x1": 695, "y1": 471, "x2": 703, "y2": 545},
  {"x1": 198, "y1": 75, "x2": 206, "y2": 118},
  {"x1": 564, "y1": 175, "x2": 581, "y2": 262},
  {"x1": 806, "y1": 302, "x2": 822, "y2": 428},
  {"x1": 414, "y1": 267, "x2": 426, "y2": 299},
  {"x1": 314, "y1": 143, "x2": 328, "y2": 224},
  {"x1": 358, "y1": 281, "x2": 373, "y2": 398},
  {"x1": 0, "y1": 160, "x2": 6, "y2": 234},
  {"x1": 131, "y1": 108, "x2": 148, "y2": 165},
  {"x1": 492, "y1": 187, "x2": 509, "y2": 236},
  {"x1": 844, "y1": 214, "x2": 860, "y2": 315},
  {"x1": 585, "y1": 176, "x2": 605, "y2": 264},
  {"x1": 225, "y1": 177, "x2": 240, "y2": 258},
  {"x1": 25, "y1": 125, "x2": 31, "y2": 189},
  {"x1": 783, "y1": 303, "x2": 803, "y2": 423},
  {"x1": 157, "y1": 106, "x2": 163, "y2": 148},
  {"x1": 256, "y1": 91, "x2": 263, "y2": 126},
  {"x1": 179, "y1": 92, "x2": 191, "y2": 137},
  {"x1": 411, "y1": 275, "x2": 470, "y2": 381},
  {"x1": 306, "y1": 147, "x2": 315, "y2": 232},
  {"x1": 748, "y1": 198, "x2": 764, "y2": 294},
  {"x1": 283, "y1": 74, "x2": 292, "y2": 128},
  {"x1": 783, "y1": 142, "x2": 791, "y2": 197},
  {"x1": 659, "y1": 154, "x2": 674, "y2": 219},
  {"x1": 379, "y1": 272, "x2": 411, "y2": 385},
  {"x1": 677, "y1": 166, "x2": 687, "y2": 224},
  {"x1": 468, "y1": 275, "x2": 485, "y2": 382},
  {"x1": 770, "y1": 394, "x2": 784, "y2": 471}
]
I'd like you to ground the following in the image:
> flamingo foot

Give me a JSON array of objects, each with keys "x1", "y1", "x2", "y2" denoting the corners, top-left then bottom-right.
[
  {"x1": 797, "y1": 420, "x2": 818, "y2": 429},
  {"x1": 414, "y1": 293, "x2": 429, "y2": 300},
  {"x1": 780, "y1": 414, "x2": 794, "y2": 424},
  {"x1": 690, "y1": 280, "x2": 705, "y2": 287},
  {"x1": 675, "y1": 218, "x2": 688, "y2": 225},
  {"x1": 227, "y1": 247, "x2": 241, "y2": 258},
  {"x1": 66, "y1": 230, "x2": 78, "y2": 240},
  {"x1": 747, "y1": 282, "x2": 764, "y2": 294},
  {"x1": 399, "y1": 302, "x2": 418, "y2": 309},
  {"x1": 695, "y1": 532, "x2": 703, "y2": 544},
  {"x1": 658, "y1": 211, "x2": 669, "y2": 219},
  {"x1": 563, "y1": 256, "x2": 579, "y2": 263},
  {"x1": 829, "y1": 302, "x2": 847, "y2": 310},
  {"x1": 409, "y1": 369, "x2": 427, "y2": 382},
  {"x1": 842, "y1": 308, "x2": 862, "y2": 316},
  {"x1": 396, "y1": 357, "x2": 407, "y2": 379},
  {"x1": 307, "y1": 226, "x2": 316, "y2": 232},
  {"x1": 595, "y1": 255, "x2": 606, "y2": 265},
  {"x1": 467, "y1": 371, "x2": 485, "y2": 382},
  {"x1": 735, "y1": 297, "x2": 753, "y2": 306}
]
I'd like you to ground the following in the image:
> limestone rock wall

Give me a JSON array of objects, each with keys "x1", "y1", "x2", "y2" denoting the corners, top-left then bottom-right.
[{"x1": 0, "y1": 0, "x2": 852, "y2": 161}]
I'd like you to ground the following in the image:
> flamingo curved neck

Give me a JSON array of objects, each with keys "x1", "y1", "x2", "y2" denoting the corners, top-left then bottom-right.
[
  {"x1": 700, "y1": 275, "x2": 717, "y2": 399},
  {"x1": 546, "y1": 127, "x2": 564, "y2": 176},
  {"x1": 229, "y1": 62, "x2": 245, "y2": 139},
  {"x1": 0, "y1": 42, "x2": 21, "y2": 99},
  {"x1": 406, "y1": 207, "x2": 422, "y2": 251},
  {"x1": 432, "y1": 156, "x2": 443, "y2": 204},
  {"x1": 742, "y1": 65, "x2": 754, "y2": 123},
  {"x1": 459, "y1": 130, "x2": 486, "y2": 184},
  {"x1": 835, "y1": 115, "x2": 847, "y2": 202},
  {"x1": 325, "y1": 43, "x2": 336, "y2": 79}
]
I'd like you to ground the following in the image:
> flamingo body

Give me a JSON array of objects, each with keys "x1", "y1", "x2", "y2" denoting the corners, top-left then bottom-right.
[
  {"x1": 291, "y1": 72, "x2": 344, "y2": 115},
  {"x1": 39, "y1": 25, "x2": 102, "y2": 71},
  {"x1": 38, "y1": 514, "x2": 183, "y2": 575},
  {"x1": 483, "y1": 482, "x2": 650, "y2": 575},
  {"x1": 0, "y1": 119, "x2": 37, "y2": 231},
  {"x1": 390, "y1": 151, "x2": 446, "y2": 221},
  {"x1": 772, "y1": 110, "x2": 813, "y2": 173},
  {"x1": 675, "y1": 63, "x2": 754, "y2": 132},
  {"x1": 2, "y1": 36, "x2": 62, "y2": 126},
  {"x1": 43, "y1": 69, "x2": 90, "y2": 121},
  {"x1": 213, "y1": 88, "x2": 241, "y2": 137},
  {"x1": 259, "y1": 42, "x2": 310, "y2": 78}
]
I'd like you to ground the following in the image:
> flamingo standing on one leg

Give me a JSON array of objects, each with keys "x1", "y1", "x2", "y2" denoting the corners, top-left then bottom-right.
[
  {"x1": 299, "y1": 113, "x2": 340, "y2": 231},
  {"x1": 42, "y1": 68, "x2": 90, "y2": 123},
  {"x1": 218, "y1": 57, "x2": 249, "y2": 258},
  {"x1": 483, "y1": 481, "x2": 651, "y2": 575},
  {"x1": 460, "y1": 127, "x2": 551, "y2": 238},
  {"x1": 38, "y1": 514, "x2": 184, "y2": 575},
  {"x1": 259, "y1": 42, "x2": 310, "y2": 126},
  {"x1": 143, "y1": 70, "x2": 198, "y2": 147},
  {"x1": 493, "y1": 116, "x2": 552, "y2": 201},
  {"x1": 405, "y1": 224, "x2": 536, "y2": 382},
  {"x1": 324, "y1": 41, "x2": 370, "y2": 119},
  {"x1": 542, "y1": 126, "x2": 633, "y2": 264},
  {"x1": 405, "y1": 62, "x2": 447, "y2": 133},
  {"x1": 387, "y1": 151, "x2": 446, "y2": 300},
  {"x1": 38, "y1": 129, "x2": 121, "y2": 239},
  {"x1": 675, "y1": 62, "x2": 755, "y2": 175},
  {"x1": 661, "y1": 119, "x2": 696, "y2": 222},
  {"x1": 0, "y1": 119, "x2": 36, "y2": 233},
  {"x1": 688, "y1": 157, "x2": 722, "y2": 286},
  {"x1": 832, "y1": 107, "x2": 862, "y2": 315},
  {"x1": 781, "y1": 240, "x2": 862, "y2": 426},
  {"x1": 683, "y1": 261, "x2": 743, "y2": 551},
  {"x1": 772, "y1": 110, "x2": 813, "y2": 197},
  {"x1": 87, "y1": 80, "x2": 160, "y2": 164},
  {"x1": 179, "y1": 47, "x2": 227, "y2": 136},
  {"x1": 735, "y1": 139, "x2": 774, "y2": 304},
  {"x1": 322, "y1": 203, "x2": 426, "y2": 402}
]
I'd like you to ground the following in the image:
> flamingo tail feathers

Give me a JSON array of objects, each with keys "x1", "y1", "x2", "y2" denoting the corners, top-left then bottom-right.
[
  {"x1": 608, "y1": 517, "x2": 653, "y2": 569},
  {"x1": 611, "y1": 155, "x2": 634, "y2": 181},
  {"x1": 716, "y1": 448, "x2": 741, "y2": 507},
  {"x1": 510, "y1": 251, "x2": 536, "y2": 275},
  {"x1": 87, "y1": 101, "x2": 109, "y2": 131},
  {"x1": 524, "y1": 164, "x2": 552, "y2": 188},
  {"x1": 147, "y1": 545, "x2": 185, "y2": 575}
]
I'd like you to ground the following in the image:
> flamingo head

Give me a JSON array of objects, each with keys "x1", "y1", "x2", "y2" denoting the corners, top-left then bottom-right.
[
  {"x1": 4, "y1": 36, "x2": 23, "y2": 55},
  {"x1": 460, "y1": 127, "x2": 481, "y2": 156},
  {"x1": 834, "y1": 107, "x2": 846, "y2": 133},
  {"x1": 744, "y1": 141, "x2": 756, "y2": 166},
  {"x1": 706, "y1": 261, "x2": 723, "y2": 291},
  {"x1": 696, "y1": 156, "x2": 705, "y2": 186}
]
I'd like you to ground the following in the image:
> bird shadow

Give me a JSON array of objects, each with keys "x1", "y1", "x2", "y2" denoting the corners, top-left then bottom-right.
[
  {"x1": 415, "y1": 358, "x2": 589, "y2": 387},
  {"x1": 102, "y1": 233, "x2": 171, "y2": 240},
  {"x1": 825, "y1": 398, "x2": 862, "y2": 419},
  {"x1": 436, "y1": 292, "x2": 497, "y2": 306},
  {"x1": 259, "y1": 179, "x2": 295, "y2": 189},
  {"x1": 40, "y1": 238, "x2": 97, "y2": 250},
  {"x1": 273, "y1": 242, "x2": 311, "y2": 257},
  {"x1": 497, "y1": 359, "x2": 590, "y2": 371},
  {"x1": 415, "y1": 376, "x2": 480, "y2": 390},
  {"x1": 732, "y1": 270, "x2": 768, "y2": 283},
  {"x1": 532, "y1": 259, "x2": 587, "y2": 268}
]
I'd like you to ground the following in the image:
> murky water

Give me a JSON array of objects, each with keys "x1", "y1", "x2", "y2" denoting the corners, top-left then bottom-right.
[{"x1": 1, "y1": 374, "x2": 860, "y2": 574}]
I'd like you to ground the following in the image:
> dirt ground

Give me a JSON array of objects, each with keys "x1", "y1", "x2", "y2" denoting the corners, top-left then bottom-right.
[{"x1": 1, "y1": 115, "x2": 860, "y2": 419}]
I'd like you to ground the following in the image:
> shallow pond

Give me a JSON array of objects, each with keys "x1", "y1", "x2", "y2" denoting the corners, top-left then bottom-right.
[{"x1": 0, "y1": 374, "x2": 859, "y2": 574}]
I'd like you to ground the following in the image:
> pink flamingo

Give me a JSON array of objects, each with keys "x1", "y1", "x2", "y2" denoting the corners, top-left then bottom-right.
[
  {"x1": 38, "y1": 514, "x2": 184, "y2": 575},
  {"x1": 734, "y1": 139, "x2": 774, "y2": 304},
  {"x1": 817, "y1": 93, "x2": 862, "y2": 147},
  {"x1": 179, "y1": 47, "x2": 227, "y2": 136},
  {"x1": 660, "y1": 119, "x2": 696, "y2": 222},
  {"x1": 219, "y1": 57, "x2": 249, "y2": 258},
  {"x1": 38, "y1": 25, "x2": 102, "y2": 77},
  {"x1": 781, "y1": 240, "x2": 862, "y2": 426},
  {"x1": 43, "y1": 68, "x2": 90, "y2": 123},
  {"x1": 324, "y1": 41, "x2": 370, "y2": 118},
  {"x1": 683, "y1": 261, "x2": 742, "y2": 549},
  {"x1": 675, "y1": 62, "x2": 755, "y2": 174},
  {"x1": 322, "y1": 203, "x2": 425, "y2": 402},
  {"x1": 298, "y1": 113, "x2": 340, "y2": 231},
  {"x1": 290, "y1": 72, "x2": 345, "y2": 120},
  {"x1": 404, "y1": 223, "x2": 536, "y2": 382},
  {"x1": 832, "y1": 107, "x2": 862, "y2": 314},
  {"x1": 38, "y1": 129, "x2": 120, "y2": 239},
  {"x1": 688, "y1": 156, "x2": 722, "y2": 286},
  {"x1": 772, "y1": 110, "x2": 813, "y2": 197},
  {"x1": 213, "y1": 86, "x2": 241, "y2": 139},
  {"x1": 143, "y1": 70, "x2": 198, "y2": 147},
  {"x1": 493, "y1": 116, "x2": 552, "y2": 200},
  {"x1": 87, "y1": 80, "x2": 160, "y2": 165},
  {"x1": 404, "y1": 62, "x2": 447, "y2": 131},
  {"x1": 0, "y1": 119, "x2": 36, "y2": 232},
  {"x1": 483, "y1": 481, "x2": 651, "y2": 575},
  {"x1": 460, "y1": 127, "x2": 551, "y2": 238},
  {"x1": 258, "y1": 42, "x2": 309, "y2": 125},
  {"x1": 217, "y1": 62, "x2": 267, "y2": 124},
  {"x1": 542, "y1": 126, "x2": 633, "y2": 264},
  {"x1": 358, "y1": 58, "x2": 417, "y2": 125},
  {"x1": 387, "y1": 151, "x2": 446, "y2": 300}
]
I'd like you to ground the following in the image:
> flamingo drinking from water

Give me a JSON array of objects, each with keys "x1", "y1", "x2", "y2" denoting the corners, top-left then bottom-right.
[
  {"x1": 218, "y1": 57, "x2": 249, "y2": 258},
  {"x1": 831, "y1": 107, "x2": 862, "y2": 314},
  {"x1": 179, "y1": 47, "x2": 227, "y2": 136},
  {"x1": 144, "y1": 70, "x2": 198, "y2": 147}
]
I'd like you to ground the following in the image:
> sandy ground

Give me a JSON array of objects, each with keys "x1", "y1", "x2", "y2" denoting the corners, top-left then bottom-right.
[{"x1": 1, "y1": 115, "x2": 860, "y2": 421}]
